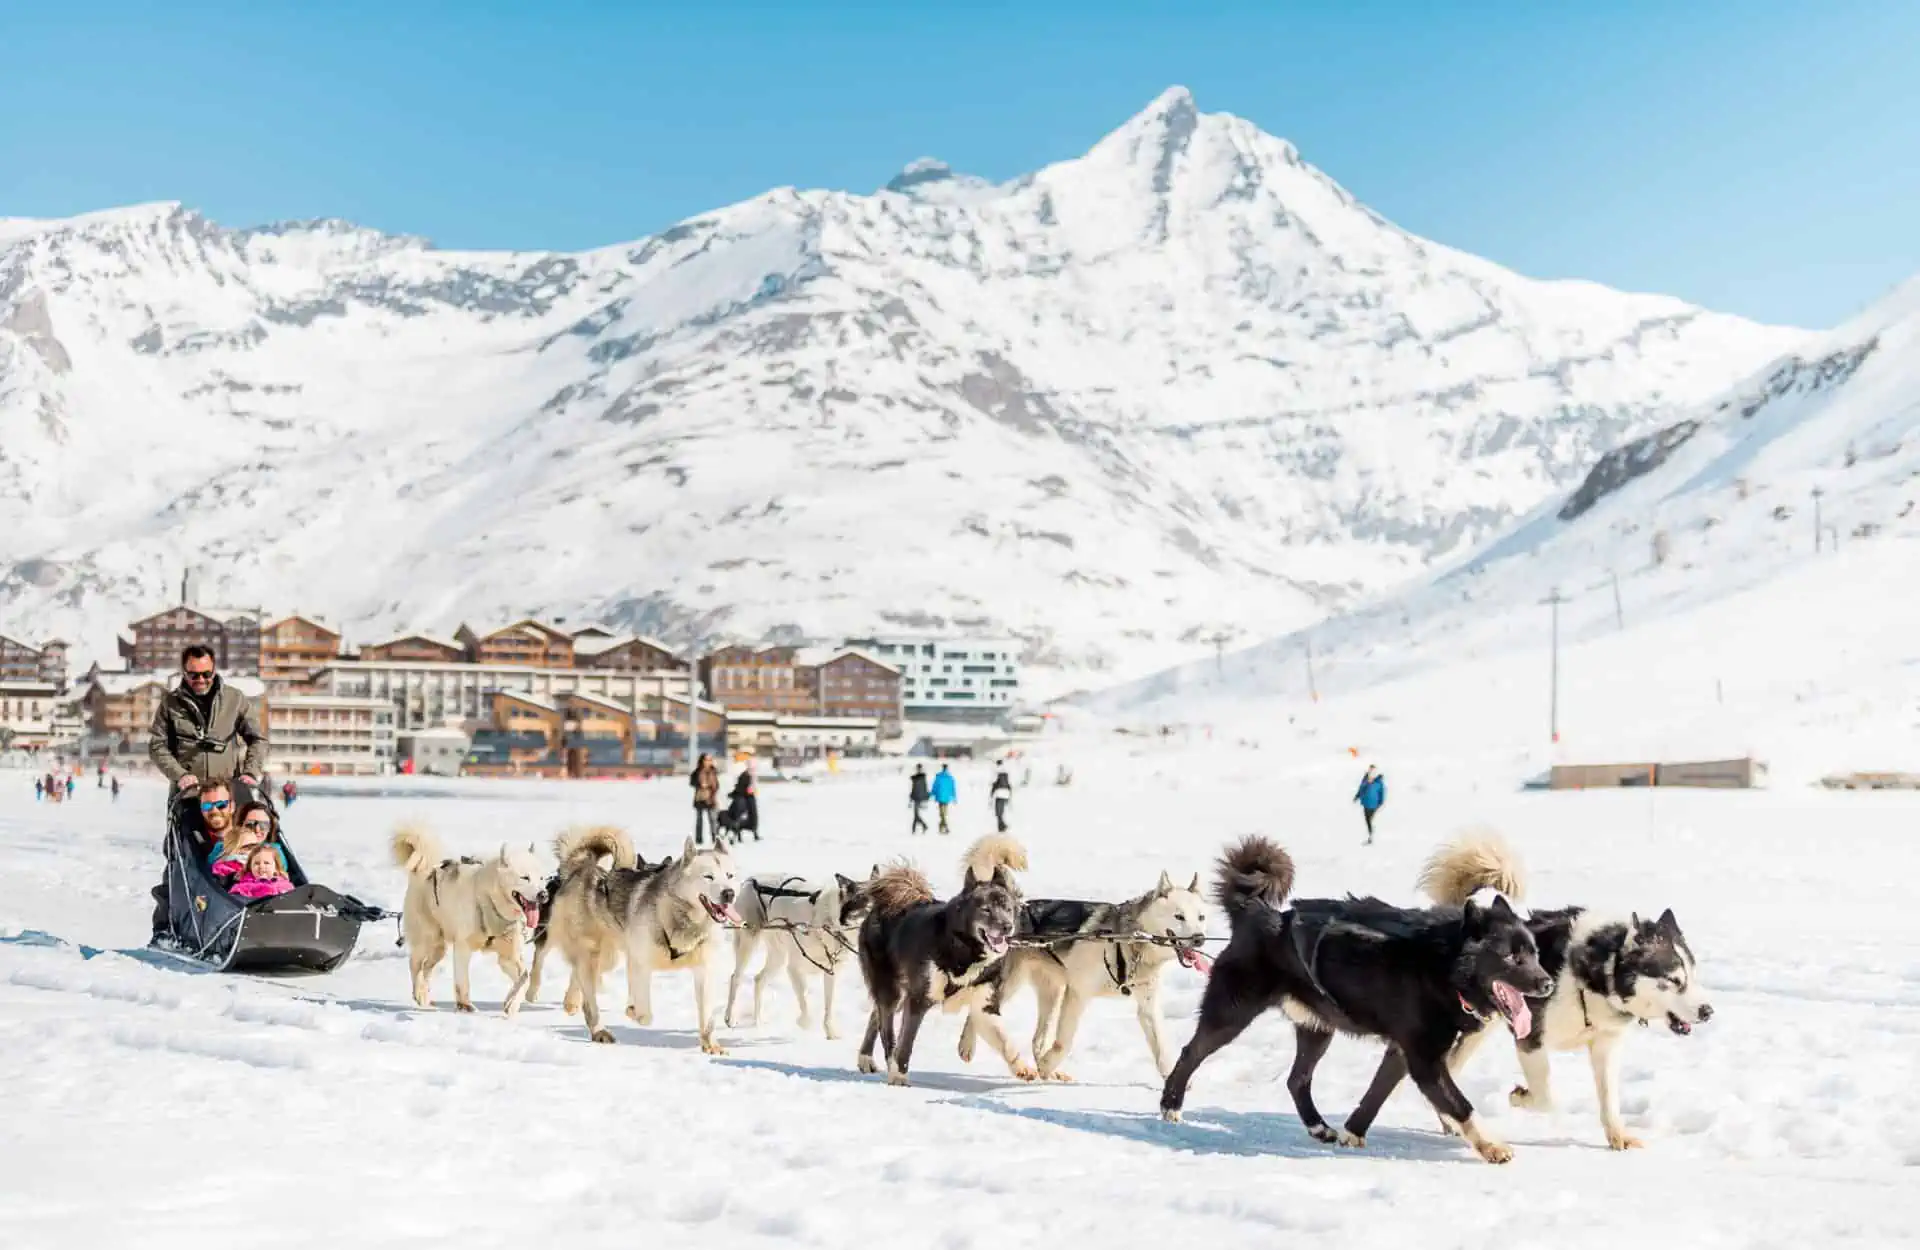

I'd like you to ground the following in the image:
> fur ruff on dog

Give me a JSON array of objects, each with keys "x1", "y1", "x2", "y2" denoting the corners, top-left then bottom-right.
[
  {"x1": 1417, "y1": 828, "x2": 1527, "y2": 908},
  {"x1": 1213, "y1": 835, "x2": 1297, "y2": 916}
]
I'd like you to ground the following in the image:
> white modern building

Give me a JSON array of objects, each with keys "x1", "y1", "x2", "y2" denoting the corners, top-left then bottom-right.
[
  {"x1": 0, "y1": 679, "x2": 60, "y2": 750},
  {"x1": 270, "y1": 694, "x2": 397, "y2": 776},
  {"x1": 306, "y1": 660, "x2": 694, "y2": 733},
  {"x1": 841, "y1": 637, "x2": 1021, "y2": 723}
]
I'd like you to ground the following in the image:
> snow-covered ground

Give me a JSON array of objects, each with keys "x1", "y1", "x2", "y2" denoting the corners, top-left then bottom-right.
[{"x1": 4, "y1": 748, "x2": 1916, "y2": 1248}]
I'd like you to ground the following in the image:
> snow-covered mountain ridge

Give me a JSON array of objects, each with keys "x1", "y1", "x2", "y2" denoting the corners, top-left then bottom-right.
[{"x1": 0, "y1": 87, "x2": 1806, "y2": 687}]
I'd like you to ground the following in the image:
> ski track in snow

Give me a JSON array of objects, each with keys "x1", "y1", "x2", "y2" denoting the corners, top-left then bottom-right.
[{"x1": 3, "y1": 759, "x2": 1917, "y2": 1249}]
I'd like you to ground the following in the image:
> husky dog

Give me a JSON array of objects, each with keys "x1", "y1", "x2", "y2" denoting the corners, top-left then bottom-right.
[
  {"x1": 959, "y1": 871, "x2": 1213, "y2": 1081},
  {"x1": 390, "y1": 825, "x2": 545, "y2": 1016},
  {"x1": 1418, "y1": 830, "x2": 1714, "y2": 1151},
  {"x1": 856, "y1": 834, "x2": 1035, "y2": 1086},
  {"x1": 724, "y1": 868, "x2": 879, "y2": 1039},
  {"x1": 525, "y1": 848, "x2": 662, "y2": 1012},
  {"x1": 1160, "y1": 835, "x2": 1554, "y2": 1164},
  {"x1": 541, "y1": 828, "x2": 742, "y2": 1053}
]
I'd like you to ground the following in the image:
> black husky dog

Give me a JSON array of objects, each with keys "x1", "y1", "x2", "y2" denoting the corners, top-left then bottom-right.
[
  {"x1": 1160, "y1": 835, "x2": 1553, "y2": 1163},
  {"x1": 856, "y1": 834, "x2": 1036, "y2": 1085}
]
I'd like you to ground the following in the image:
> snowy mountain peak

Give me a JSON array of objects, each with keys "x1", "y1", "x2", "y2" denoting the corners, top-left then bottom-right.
[{"x1": 0, "y1": 95, "x2": 1811, "y2": 687}]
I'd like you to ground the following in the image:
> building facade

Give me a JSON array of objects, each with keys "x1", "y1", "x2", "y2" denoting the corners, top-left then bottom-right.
[
  {"x1": 842, "y1": 637, "x2": 1021, "y2": 723},
  {"x1": 79, "y1": 674, "x2": 171, "y2": 753},
  {"x1": 724, "y1": 710, "x2": 880, "y2": 760},
  {"x1": 573, "y1": 632, "x2": 682, "y2": 672},
  {"x1": 457, "y1": 620, "x2": 575, "y2": 669},
  {"x1": 0, "y1": 635, "x2": 69, "y2": 688},
  {"x1": 701, "y1": 645, "x2": 815, "y2": 715},
  {"x1": 306, "y1": 660, "x2": 699, "y2": 734},
  {"x1": 806, "y1": 649, "x2": 903, "y2": 737},
  {"x1": 128, "y1": 605, "x2": 263, "y2": 675},
  {"x1": 259, "y1": 615, "x2": 342, "y2": 695},
  {"x1": 268, "y1": 694, "x2": 396, "y2": 776},
  {"x1": 358, "y1": 634, "x2": 466, "y2": 664},
  {"x1": 0, "y1": 679, "x2": 59, "y2": 750}
]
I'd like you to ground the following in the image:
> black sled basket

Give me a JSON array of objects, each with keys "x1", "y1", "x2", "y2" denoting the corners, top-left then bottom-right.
[{"x1": 160, "y1": 808, "x2": 369, "y2": 974}]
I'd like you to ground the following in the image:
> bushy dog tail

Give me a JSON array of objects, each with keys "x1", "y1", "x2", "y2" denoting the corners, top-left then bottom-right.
[
  {"x1": 390, "y1": 823, "x2": 443, "y2": 878},
  {"x1": 1213, "y1": 835, "x2": 1297, "y2": 919},
  {"x1": 1416, "y1": 827, "x2": 1527, "y2": 906},
  {"x1": 868, "y1": 861, "x2": 936, "y2": 919},
  {"x1": 554, "y1": 825, "x2": 637, "y2": 876},
  {"x1": 961, "y1": 833, "x2": 1028, "y2": 881}
]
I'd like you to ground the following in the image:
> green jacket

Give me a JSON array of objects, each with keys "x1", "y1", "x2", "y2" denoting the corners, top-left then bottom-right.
[{"x1": 147, "y1": 677, "x2": 269, "y2": 784}]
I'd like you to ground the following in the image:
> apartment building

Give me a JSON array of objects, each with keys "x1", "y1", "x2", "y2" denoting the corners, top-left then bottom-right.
[
  {"x1": 0, "y1": 635, "x2": 69, "y2": 688},
  {"x1": 269, "y1": 694, "x2": 396, "y2": 776},
  {"x1": 0, "y1": 679, "x2": 59, "y2": 750},
  {"x1": 127, "y1": 605, "x2": 263, "y2": 675},
  {"x1": 572, "y1": 630, "x2": 682, "y2": 672},
  {"x1": 306, "y1": 659, "x2": 697, "y2": 733},
  {"x1": 700, "y1": 645, "x2": 815, "y2": 715},
  {"x1": 358, "y1": 633, "x2": 466, "y2": 664},
  {"x1": 457, "y1": 620, "x2": 575, "y2": 669},
  {"x1": 799, "y1": 647, "x2": 903, "y2": 736},
  {"x1": 842, "y1": 637, "x2": 1021, "y2": 722},
  {"x1": 259, "y1": 615, "x2": 342, "y2": 695}
]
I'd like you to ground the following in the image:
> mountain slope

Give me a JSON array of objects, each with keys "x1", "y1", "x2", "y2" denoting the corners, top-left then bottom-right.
[
  {"x1": 0, "y1": 88, "x2": 1805, "y2": 687},
  {"x1": 1095, "y1": 271, "x2": 1920, "y2": 770}
]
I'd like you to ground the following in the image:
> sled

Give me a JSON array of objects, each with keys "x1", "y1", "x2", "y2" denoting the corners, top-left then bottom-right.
[{"x1": 156, "y1": 801, "x2": 382, "y2": 974}]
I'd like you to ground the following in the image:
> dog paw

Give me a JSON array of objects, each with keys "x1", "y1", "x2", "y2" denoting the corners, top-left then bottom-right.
[
  {"x1": 957, "y1": 1040, "x2": 976, "y2": 1063},
  {"x1": 1605, "y1": 1128, "x2": 1645, "y2": 1151},
  {"x1": 1161, "y1": 1108, "x2": 1182, "y2": 1124},
  {"x1": 1509, "y1": 1084, "x2": 1551, "y2": 1112},
  {"x1": 1336, "y1": 1129, "x2": 1367, "y2": 1149},
  {"x1": 886, "y1": 1068, "x2": 911, "y2": 1087},
  {"x1": 857, "y1": 1055, "x2": 878, "y2": 1074},
  {"x1": 1306, "y1": 1123, "x2": 1338, "y2": 1144},
  {"x1": 700, "y1": 1039, "x2": 729, "y2": 1057},
  {"x1": 796, "y1": 1015, "x2": 814, "y2": 1031},
  {"x1": 625, "y1": 1007, "x2": 653, "y2": 1026},
  {"x1": 824, "y1": 1027, "x2": 841, "y2": 1041},
  {"x1": 1473, "y1": 1139, "x2": 1515, "y2": 1165},
  {"x1": 1045, "y1": 1068, "x2": 1076, "y2": 1084},
  {"x1": 1437, "y1": 1116, "x2": 1459, "y2": 1136},
  {"x1": 589, "y1": 1029, "x2": 616, "y2": 1045},
  {"x1": 455, "y1": 1002, "x2": 476, "y2": 1014},
  {"x1": 502, "y1": 1003, "x2": 521, "y2": 1019},
  {"x1": 1009, "y1": 1061, "x2": 1039, "y2": 1082}
]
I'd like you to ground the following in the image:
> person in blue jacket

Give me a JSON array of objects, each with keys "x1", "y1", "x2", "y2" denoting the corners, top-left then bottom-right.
[
  {"x1": 930, "y1": 763, "x2": 958, "y2": 835},
  {"x1": 1354, "y1": 765, "x2": 1386, "y2": 844}
]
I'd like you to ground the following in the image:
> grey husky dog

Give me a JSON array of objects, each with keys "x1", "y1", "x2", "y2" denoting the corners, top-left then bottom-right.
[
  {"x1": 1419, "y1": 830, "x2": 1714, "y2": 1150},
  {"x1": 724, "y1": 868, "x2": 879, "y2": 1040},
  {"x1": 540, "y1": 827, "x2": 742, "y2": 1053},
  {"x1": 958, "y1": 871, "x2": 1213, "y2": 1081}
]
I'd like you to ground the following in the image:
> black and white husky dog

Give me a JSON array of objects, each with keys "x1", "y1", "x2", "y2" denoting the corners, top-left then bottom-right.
[{"x1": 1418, "y1": 830, "x2": 1714, "y2": 1151}]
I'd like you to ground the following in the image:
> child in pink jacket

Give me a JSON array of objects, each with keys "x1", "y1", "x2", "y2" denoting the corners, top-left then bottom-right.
[{"x1": 227, "y1": 845, "x2": 295, "y2": 901}]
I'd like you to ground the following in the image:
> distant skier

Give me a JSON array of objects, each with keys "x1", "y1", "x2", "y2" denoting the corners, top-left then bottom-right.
[
  {"x1": 1354, "y1": 765, "x2": 1386, "y2": 845},
  {"x1": 990, "y1": 760, "x2": 1013, "y2": 833},
  {"x1": 111, "y1": 776, "x2": 122, "y2": 801},
  {"x1": 930, "y1": 763, "x2": 958, "y2": 835},
  {"x1": 907, "y1": 764, "x2": 930, "y2": 835}
]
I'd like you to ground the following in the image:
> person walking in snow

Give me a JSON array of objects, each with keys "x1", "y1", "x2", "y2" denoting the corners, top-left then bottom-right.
[
  {"x1": 990, "y1": 760, "x2": 1013, "y2": 833},
  {"x1": 64, "y1": 775, "x2": 75, "y2": 801},
  {"x1": 690, "y1": 753, "x2": 721, "y2": 845},
  {"x1": 930, "y1": 763, "x2": 958, "y2": 835},
  {"x1": 1354, "y1": 765, "x2": 1386, "y2": 845},
  {"x1": 907, "y1": 763, "x2": 931, "y2": 834},
  {"x1": 111, "y1": 776, "x2": 121, "y2": 801},
  {"x1": 34, "y1": 776, "x2": 44, "y2": 801}
]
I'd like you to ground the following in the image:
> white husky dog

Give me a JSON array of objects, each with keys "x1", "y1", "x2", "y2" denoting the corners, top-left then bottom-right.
[
  {"x1": 961, "y1": 870, "x2": 1213, "y2": 1081},
  {"x1": 724, "y1": 869, "x2": 878, "y2": 1039},
  {"x1": 390, "y1": 825, "x2": 544, "y2": 1016},
  {"x1": 542, "y1": 829, "x2": 743, "y2": 1053}
]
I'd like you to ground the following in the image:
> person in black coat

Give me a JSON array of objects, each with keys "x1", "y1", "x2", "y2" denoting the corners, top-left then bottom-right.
[
  {"x1": 723, "y1": 766, "x2": 760, "y2": 841},
  {"x1": 907, "y1": 764, "x2": 930, "y2": 835},
  {"x1": 990, "y1": 760, "x2": 1014, "y2": 833}
]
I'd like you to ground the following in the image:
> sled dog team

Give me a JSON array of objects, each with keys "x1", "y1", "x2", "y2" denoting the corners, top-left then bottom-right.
[{"x1": 392, "y1": 823, "x2": 1712, "y2": 1163}]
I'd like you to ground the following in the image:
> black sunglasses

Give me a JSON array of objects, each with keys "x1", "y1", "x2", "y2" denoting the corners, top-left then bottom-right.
[{"x1": 184, "y1": 669, "x2": 216, "y2": 681}]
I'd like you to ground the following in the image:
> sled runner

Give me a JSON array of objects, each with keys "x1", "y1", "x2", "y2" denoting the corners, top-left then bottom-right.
[{"x1": 155, "y1": 801, "x2": 384, "y2": 974}]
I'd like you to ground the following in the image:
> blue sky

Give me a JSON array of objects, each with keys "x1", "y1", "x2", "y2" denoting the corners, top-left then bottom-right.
[{"x1": 3, "y1": 1, "x2": 1914, "y2": 327}]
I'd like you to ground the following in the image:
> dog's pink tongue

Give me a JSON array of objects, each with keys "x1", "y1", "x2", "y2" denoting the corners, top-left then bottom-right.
[
  {"x1": 1180, "y1": 948, "x2": 1214, "y2": 975},
  {"x1": 1494, "y1": 983, "x2": 1533, "y2": 1039},
  {"x1": 521, "y1": 902, "x2": 540, "y2": 929}
]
